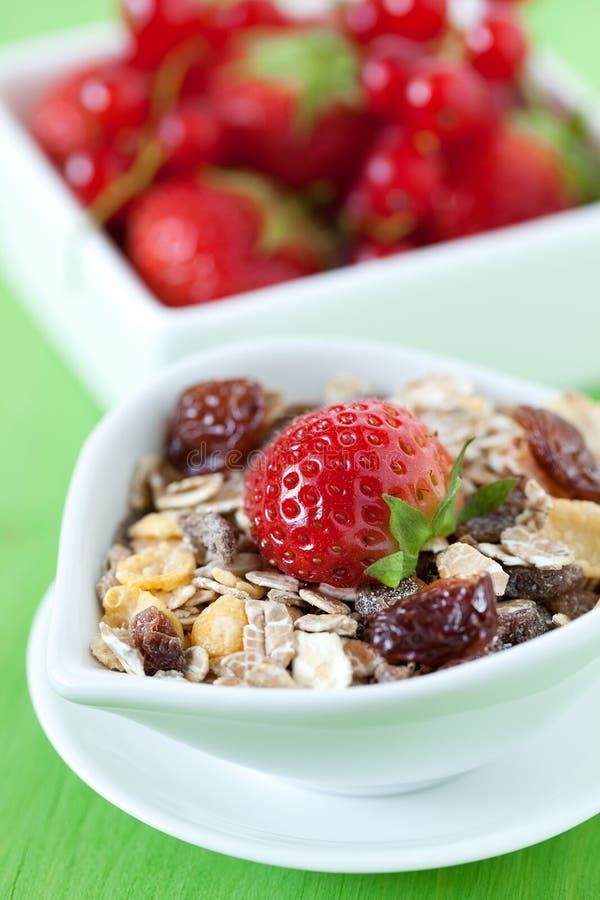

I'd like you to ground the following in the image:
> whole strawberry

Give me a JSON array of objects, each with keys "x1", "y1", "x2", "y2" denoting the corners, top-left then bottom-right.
[
  {"x1": 209, "y1": 26, "x2": 372, "y2": 189},
  {"x1": 431, "y1": 125, "x2": 574, "y2": 240},
  {"x1": 126, "y1": 170, "x2": 332, "y2": 306},
  {"x1": 244, "y1": 399, "x2": 453, "y2": 588}
]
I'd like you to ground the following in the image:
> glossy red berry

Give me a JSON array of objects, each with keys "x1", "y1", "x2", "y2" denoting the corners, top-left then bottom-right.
[
  {"x1": 210, "y1": 0, "x2": 290, "y2": 34},
  {"x1": 345, "y1": 127, "x2": 442, "y2": 241},
  {"x1": 157, "y1": 101, "x2": 226, "y2": 173},
  {"x1": 343, "y1": 0, "x2": 447, "y2": 44},
  {"x1": 122, "y1": 0, "x2": 209, "y2": 68},
  {"x1": 401, "y1": 60, "x2": 494, "y2": 144},
  {"x1": 32, "y1": 62, "x2": 150, "y2": 160},
  {"x1": 244, "y1": 399, "x2": 453, "y2": 587},
  {"x1": 361, "y1": 36, "x2": 422, "y2": 119},
  {"x1": 465, "y1": 5, "x2": 528, "y2": 81},
  {"x1": 62, "y1": 146, "x2": 130, "y2": 206}
]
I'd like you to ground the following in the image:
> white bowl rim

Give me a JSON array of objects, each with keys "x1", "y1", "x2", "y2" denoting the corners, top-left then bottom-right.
[{"x1": 48, "y1": 335, "x2": 600, "y2": 714}]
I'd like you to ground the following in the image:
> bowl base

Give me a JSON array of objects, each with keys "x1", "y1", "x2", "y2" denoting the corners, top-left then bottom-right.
[{"x1": 283, "y1": 774, "x2": 460, "y2": 797}]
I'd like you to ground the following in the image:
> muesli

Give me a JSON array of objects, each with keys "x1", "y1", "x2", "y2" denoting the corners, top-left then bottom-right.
[{"x1": 91, "y1": 373, "x2": 600, "y2": 687}]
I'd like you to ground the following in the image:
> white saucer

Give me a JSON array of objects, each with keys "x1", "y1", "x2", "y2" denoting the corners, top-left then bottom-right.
[{"x1": 28, "y1": 587, "x2": 600, "y2": 873}]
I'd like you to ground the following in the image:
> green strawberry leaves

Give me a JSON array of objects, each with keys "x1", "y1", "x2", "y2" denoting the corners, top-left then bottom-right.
[
  {"x1": 457, "y1": 477, "x2": 517, "y2": 525},
  {"x1": 366, "y1": 440, "x2": 517, "y2": 589},
  {"x1": 232, "y1": 27, "x2": 362, "y2": 133}
]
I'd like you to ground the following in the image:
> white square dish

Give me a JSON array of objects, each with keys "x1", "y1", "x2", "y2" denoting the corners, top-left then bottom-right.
[
  {"x1": 1, "y1": 23, "x2": 600, "y2": 406},
  {"x1": 47, "y1": 336, "x2": 600, "y2": 797}
]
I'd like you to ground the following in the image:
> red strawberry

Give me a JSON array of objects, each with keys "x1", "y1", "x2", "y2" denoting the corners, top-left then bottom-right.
[
  {"x1": 244, "y1": 399, "x2": 453, "y2": 587},
  {"x1": 31, "y1": 62, "x2": 151, "y2": 161},
  {"x1": 209, "y1": 26, "x2": 372, "y2": 189},
  {"x1": 431, "y1": 126, "x2": 574, "y2": 240},
  {"x1": 126, "y1": 170, "x2": 332, "y2": 306}
]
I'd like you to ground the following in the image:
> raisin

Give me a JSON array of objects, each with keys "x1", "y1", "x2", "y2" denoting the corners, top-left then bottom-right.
[
  {"x1": 544, "y1": 589, "x2": 599, "y2": 619},
  {"x1": 416, "y1": 551, "x2": 439, "y2": 584},
  {"x1": 505, "y1": 564, "x2": 584, "y2": 601},
  {"x1": 496, "y1": 599, "x2": 551, "y2": 647},
  {"x1": 367, "y1": 574, "x2": 498, "y2": 668},
  {"x1": 166, "y1": 379, "x2": 266, "y2": 475},
  {"x1": 355, "y1": 578, "x2": 423, "y2": 618},
  {"x1": 515, "y1": 406, "x2": 600, "y2": 502},
  {"x1": 178, "y1": 510, "x2": 238, "y2": 564},
  {"x1": 129, "y1": 606, "x2": 185, "y2": 675}
]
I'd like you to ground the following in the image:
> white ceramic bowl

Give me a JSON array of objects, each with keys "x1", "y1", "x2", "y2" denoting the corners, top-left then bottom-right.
[
  {"x1": 1, "y1": 24, "x2": 600, "y2": 405},
  {"x1": 47, "y1": 336, "x2": 600, "y2": 796}
]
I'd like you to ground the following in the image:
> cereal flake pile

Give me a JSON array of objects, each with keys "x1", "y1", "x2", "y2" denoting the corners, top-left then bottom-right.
[{"x1": 91, "y1": 374, "x2": 600, "y2": 688}]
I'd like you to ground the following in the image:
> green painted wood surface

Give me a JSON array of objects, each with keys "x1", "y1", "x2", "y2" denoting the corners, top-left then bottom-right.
[{"x1": 1, "y1": 2, "x2": 599, "y2": 897}]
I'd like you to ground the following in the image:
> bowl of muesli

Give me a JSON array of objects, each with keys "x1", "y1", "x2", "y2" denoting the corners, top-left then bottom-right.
[{"x1": 48, "y1": 337, "x2": 600, "y2": 796}]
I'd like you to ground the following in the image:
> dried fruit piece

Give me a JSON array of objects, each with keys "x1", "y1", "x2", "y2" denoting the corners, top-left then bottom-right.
[
  {"x1": 436, "y1": 542, "x2": 508, "y2": 596},
  {"x1": 504, "y1": 563, "x2": 584, "y2": 601},
  {"x1": 166, "y1": 379, "x2": 266, "y2": 475},
  {"x1": 178, "y1": 510, "x2": 238, "y2": 564},
  {"x1": 548, "y1": 392, "x2": 600, "y2": 461},
  {"x1": 101, "y1": 584, "x2": 184, "y2": 638},
  {"x1": 496, "y1": 599, "x2": 551, "y2": 647},
  {"x1": 542, "y1": 498, "x2": 600, "y2": 578},
  {"x1": 191, "y1": 594, "x2": 248, "y2": 657},
  {"x1": 515, "y1": 406, "x2": 600, "y2": 501},
  {"x1": 130, "y1": 606, "x2": 186, "y2": 675},
  {"x1": 116, "y1": 543, "x2": 195, "y2": 591},
  {"x1": 129, "y1": 512, "x2": 183, "y2": 541},
  {"x1": 355, "y1": 578, "x2": 422, "y2": 617},
  {"x1": 368, "y1": 574, "x2": 498, "y2": 667},
  {"x1": 292, "y1": 632, "x2": 353, "y2": 688},
  {"x1": 543, "y1": 589, "x2": 599, "y2": 620}
]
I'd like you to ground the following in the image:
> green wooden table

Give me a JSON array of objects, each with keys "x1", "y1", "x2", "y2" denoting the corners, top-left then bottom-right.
[{"x1": 1, "y1": 2, "x2": 599, "y2": 897}]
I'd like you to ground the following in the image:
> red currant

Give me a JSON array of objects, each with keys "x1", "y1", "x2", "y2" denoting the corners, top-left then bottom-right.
[
  {"x1": 401, "y1": 61, "x2": 494, "y2": 144},
  {"x1": 343, "y1": 0, "x2": 447, "y2": 44},
  {"x1": 62, "y1": 146, "x2": 130, "y2": 207},
  {"x1": 210, "y1": 0, "x2": 290, "y2": 35},
  {"x1": 157, "y1": 101, "x2": 226, "y2": 173},
  {"x1": 361, "y1": 36, "x2": 423, "y2": 119},
  {"x1": 122, "y1": 0, "x2": 210, "y2": 68},
  {"x1": 345, "y1": 127, "x2": 442, "y2": 241},
  {"x1": 465, "y1": 5, "x2": 528, "y2": 81},
  {"x1": 77, "y1": 63, "x2": 151, "y2": 137}
]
